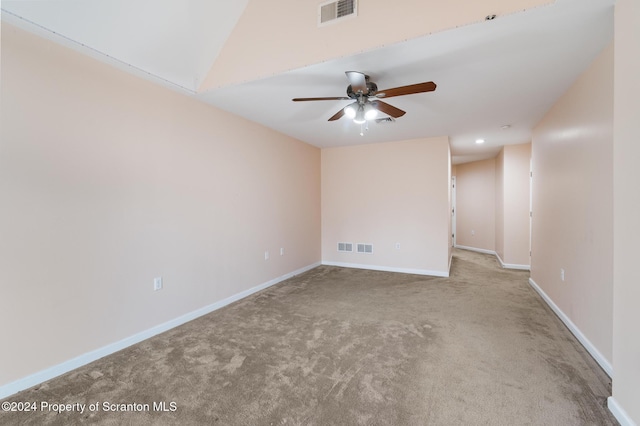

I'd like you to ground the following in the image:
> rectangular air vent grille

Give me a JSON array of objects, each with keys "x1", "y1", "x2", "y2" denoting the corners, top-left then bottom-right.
[
  {"x1": 337, "y1": 242, "x2": 353, "y2": 252},
  {"x1": 319, "y1": 0, "x2": 357, "y2": 26},
  {"x1": 357, "y1": 243, "x2": 373, "y2": 254}
]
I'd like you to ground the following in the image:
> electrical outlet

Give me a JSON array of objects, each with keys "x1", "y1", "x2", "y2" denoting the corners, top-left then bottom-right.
[
  {"x1": 280, "y1": 247, "x2": 284, "y2": 256},
  {"x1": 265, "y1": 250, "x2": 270, "y2": 261},
  {"x1": 471, "y1": 230, "x2": 475, "y2": 236},
  {"x1": 153, "y1": 276, "x2": 163, "y2": 291},
  {"x1": 395, "y1": 243, "x2": 401, "y2": 250},
  {"x1": 560, "y1": 268, "x2": 565, "y2": 282}
]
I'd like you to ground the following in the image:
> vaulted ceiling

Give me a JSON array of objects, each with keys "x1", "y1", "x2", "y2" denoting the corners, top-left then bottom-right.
[{"x1": 1, "y1": 0, "x2": 614, "y2": 164}]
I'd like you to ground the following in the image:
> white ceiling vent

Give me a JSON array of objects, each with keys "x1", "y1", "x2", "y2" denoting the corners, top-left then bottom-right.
[
  {"x1": 357, "y1": 243, "x2": 373, "y2": 254},
  {"x1": 319, "y1": 0, "x2": 357, "y2": 26},
  {"x1": 338, "y1": 242, "x2": 354, "y2": 252}
]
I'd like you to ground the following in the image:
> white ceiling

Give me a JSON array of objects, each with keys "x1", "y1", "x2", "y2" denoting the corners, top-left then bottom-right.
[
  {"x1": 1, "y1": 0, "x2": 249, "y2": 91},
  {"x1": 2, "y1": 0, "x2": 614, "y2": 164}
]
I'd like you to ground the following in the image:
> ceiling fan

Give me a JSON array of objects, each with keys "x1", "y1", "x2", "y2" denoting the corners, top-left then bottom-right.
[{"x1": 292, "y1": 71, "x2": 436, "y2": 123}]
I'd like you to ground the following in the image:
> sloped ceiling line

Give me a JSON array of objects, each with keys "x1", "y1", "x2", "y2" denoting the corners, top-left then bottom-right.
[{"x1": 1, "y1": 8, "x2": 197, "y2": 94}]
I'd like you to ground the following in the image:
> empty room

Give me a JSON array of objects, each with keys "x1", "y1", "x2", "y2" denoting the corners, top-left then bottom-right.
[{"x1": 1, "y1": 0, "x2": 638, "y2": 425}]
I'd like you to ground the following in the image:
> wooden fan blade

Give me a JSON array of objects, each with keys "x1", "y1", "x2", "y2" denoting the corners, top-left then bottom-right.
[
  {"x1": 376, "y1": 82, "x2": 436, "y2": 98},
  {"x1": 345, "y1": 71, "x2": 368, "y2": 93},
  {"x1": 328, "y1": 108, "x2": 346, "y2": 121},
  {"x1": 371, "y1": 100, "x2": 406, "y2": 118},
  {"x1": 292, "y1": 97, "x2": 351, "y2": 102}
]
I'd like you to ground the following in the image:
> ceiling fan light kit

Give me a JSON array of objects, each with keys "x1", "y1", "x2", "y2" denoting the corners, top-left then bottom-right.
[
  {"x1": 353, "y1": 108, "x2": 366, "y2": 124},
  {"x1": 364, "y1": 103, "x2": 378, "y2": 120},
  {"x1": 343, "y1": 99, "x2": 378, "y2": 124},
  {"x1": 344, "y1": 103, "x2": 357, "y2": 118},
  {"x1": 292, "y1": 71, "x2": 436, "y2": 133}
]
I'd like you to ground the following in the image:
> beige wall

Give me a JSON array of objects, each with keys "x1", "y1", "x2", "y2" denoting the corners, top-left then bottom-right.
[
  {"x1": 501, "y1": 143, "x2": 531, "y2": 266},
  {"x1": 199, "y1": 0, "x2": 551, "y2": 91},
  {"x1": 321, "y1": 137, "x2": 451, "y2": 276},
  {"x1": 531, "y1": 43, "x2": 613, "y2": 367},
  {"x1": 611, "y1": 0, "x2": 640, "y2": 423},
  {"x1": 455, "y1": 158, "x2": 496, "y2": 252},
  {"x1": 0, "y1": 25, "x2": 321, "y2": 387}
]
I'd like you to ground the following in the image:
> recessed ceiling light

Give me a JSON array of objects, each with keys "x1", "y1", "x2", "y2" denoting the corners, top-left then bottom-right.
[
  {"x1": 500, "y1": 124, "x2": 511, "y2": 130},
  {"x1": 476, "y1": 139, "x2": 485, "y2": 144}
]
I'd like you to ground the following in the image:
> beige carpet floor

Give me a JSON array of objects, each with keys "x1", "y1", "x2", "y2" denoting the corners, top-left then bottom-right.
[{"x1": 1, "y1": 249, "x2": 617, "y2": 425}]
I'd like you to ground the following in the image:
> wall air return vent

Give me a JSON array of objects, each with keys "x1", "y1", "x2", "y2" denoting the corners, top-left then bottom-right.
[
  {"x1": 319, "y1": 0, "x2": 357, "y2": 26},
  {"x1": 338, "y1": 242, "x2": 354, "y2": 252},
  {"x1": 356, "y1": 243, "x2": 373, "y2": 254}
]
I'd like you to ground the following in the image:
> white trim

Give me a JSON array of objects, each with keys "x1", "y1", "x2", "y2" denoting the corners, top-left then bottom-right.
[
  {"x1": 454, "y1": 245, "x2": 496, "y2": 256},
  {"x1": 495, "y1": 252, "x2": 530, "y2": 271},
  {"x1": 502, "y1": 263, "x2": 530, "y2": 271},
  {"x1": 528, "y1": 278, "x2": 613, "y2": 377},
  {"x1": 0, "y1": 262, "x2": 321, "y2": 400},
  {"x1": 455, "y1": 246, "x2": 530, "y2": 270},
  {"x1": 448, "y1": 252, "x2": 453, "y2": 273},
  {"x1": 608, "y1": 397, "x2": 637, "y2": 426},
  {"x1": 451, "y1": 176, "x2": 457, "y2": 247},
  {"x1": 322, "y1": 261, "x2": 449, "y2": 277}
]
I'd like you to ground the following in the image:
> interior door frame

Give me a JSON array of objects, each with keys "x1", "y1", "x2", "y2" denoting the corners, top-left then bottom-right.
[
  {"x1": 452, "y1": 175, "x2": 457, "y2": 247},
  {"x1": 529, "y1": 158, "x2": 533, "y2": 263}
]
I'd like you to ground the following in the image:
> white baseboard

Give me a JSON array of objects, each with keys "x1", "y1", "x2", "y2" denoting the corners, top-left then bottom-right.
[
  {"x1": 321, "y1": 261, "x2": 449, "y2": 277},
  {"x1": 608, "y1": 397, "x2": 637, "y2": 426},
  {"x1": 0, "y1": 262, "x2": 321, "y2": 400},
  {"x1": 455, "y1": 245, "x2": 496, "y2": 256},
  {"x1": 495, "y1": 252, "x2": 530, "y2": 271},
  {"x1": 455, "y1": 246, "x2": 530, "y2": 271},
  {"x1": 528, "y1": 278, "x2": 613, "y2": 377}
]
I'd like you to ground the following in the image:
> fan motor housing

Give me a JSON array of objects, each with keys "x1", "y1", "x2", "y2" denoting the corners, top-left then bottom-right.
[{"x1": 347, "y1": 81, "x2": 378, "y2": 98}]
